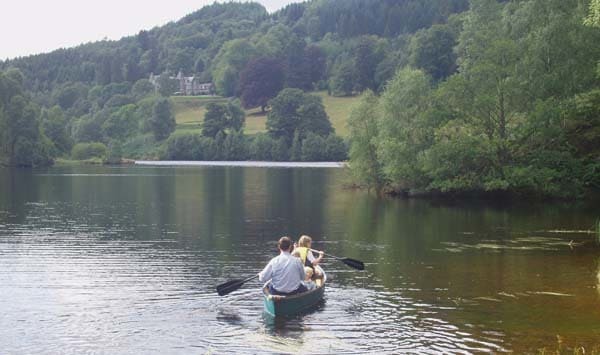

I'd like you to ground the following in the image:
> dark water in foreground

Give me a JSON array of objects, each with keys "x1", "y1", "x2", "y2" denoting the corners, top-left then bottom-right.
[{"x1": 0, "y1": 165, "x2": 599, "y2": 354}]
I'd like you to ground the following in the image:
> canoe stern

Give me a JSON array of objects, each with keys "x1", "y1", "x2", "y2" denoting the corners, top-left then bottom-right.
[{"x1": 263, "y1": 285, "x2": 325, "y2": 317}]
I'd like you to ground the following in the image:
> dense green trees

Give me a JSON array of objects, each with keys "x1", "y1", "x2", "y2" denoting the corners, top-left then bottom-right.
[
  {"x1": 147, "y1": 98, "x2": 175, "y2": 140},
  {"x1": 266, "y1": 88, "x2": 333, "y2": 143},
  {"x1": 212, "y1": 39, "x2": 258, "y2": 97},
  {"x1": 41, "y1": 106, "x2": 72, "y2": 155},
  {"x1": 202, "y1": 100, "x2": 245, "y2": 138},
  {"x1": 301, "y1": 0, "x2": 468, "y2": 39},
  {"x1": 71, "y1": 142, "x2": 107, "y2": 160},
  {"x1": 377, "y1": 68, "x2": 433, "y2": 191},
  {"x1": 353, "y1": 36, "x2": 385, "y2": 92},
  {"x1": 163, "y1": 131, "x2": 346, "y2": 162},
  {"x1": 156, "y1": 74, "x2": 178, "y2": 97},
  {"x1": 164, "y1": 133, "x2": 214, "y2": 160},
  {"x1": 329, "y1": 58, "x2": 355, "y2": 96},
  {"x1": 249, "y1": 133, "x2": 275, "y2": 161},
  {"x1": 408, "y1": 24, "x2": 457, "y2": 81},
  {"x1": 347, "y1": 90, "x2": 383, "y2": 190},
  {"x1": 1, "y1": 0, "x2": 598, "y2": 198},
  {"x1": 1, "y1": 0, "x2": 467, "y2": 102},
  {"x1": 347, "y1": 0, "x2": 600, "y2": 198},
  {"x1": 0, "y1": 0, "x2": 466, "y2": 166},
  {"x1": 0, "y1": 69, "x2": 52, "y2": 167}
]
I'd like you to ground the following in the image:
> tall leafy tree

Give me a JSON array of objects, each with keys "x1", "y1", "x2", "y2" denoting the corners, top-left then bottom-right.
[
  {"x1": 513, "y1": 0, "x2": 600, "y2": 100},
  {"x1": 301, "y1": 132, "x2": 327, "y2": 161},
  {"x1": 451, "y1": 0, "x2": 522, "y2": 154},
  {"x1": 249, "y1": 133, "x2": 274, "y2": 161},
  {"x1": 304, "y1": 45, "x2": 327, "y2": 85},
  {"x1": 0, "y1": 69, "x2": 52, "y2": 166},
  {"x1": 203, "y1": 101, "x2": 245, "y2": 138},
  {"x1": 409, "y1": 24, "x2": 457, "y2": 81},
  {"x1": 156, "y1": 73, "x2": 178, "y2": 97},
  {"x1": 71, "y1": 114, "x2": 104, "y2": 143},
  {"x1": 348, "y1": 90, "x2": 384, "y2": 190},
  {"x1": 101, "y1": 104, "x2": 139, "y2": 141},
  {"x1": 168, "y1": 48, "x2": 196, "y2": 74},
  {"x1": 417, "y1": 0, "x2": 523, "y2": 192},
  {"x1": 238, "y1": 57, "x2": 284, "y2": 112},
  {"x1": 147, "y1": 98, "x2": 175, "y2": 140},
  {"x1": 325, "y1": 134, "x2": 347, "y2": 161},
  {"x1": 54, "y1": 83, "x2": 88, "y2": 110},
  {"x1": 203, "y1": 103, "x2": 228, "y2": 138},
  {"x1": 329, "y1": 58, "x2": 355, "y2": 97},
  {"x1": 284, "y1": 35, "x2": 310, "y2": 90},
  {"x1": 41, "y1": 106, "x2": 72, "y2": 155},
  {"x1": 377, "y1": 68, "x2": 432, "y2": 190},
  {"x1": 222, "y1": 130, "x2": 247, "y2": 160},
  {"x1": 267, "y1": 88, "x2": 333, "y2": 144},
  {"x1": 212, "y1": 39, "x2": 257, "y2": 96},
  {"x1": 353, "y1": 36, "x2": 384, "y2": 92},
  {"x1": 256, "y1": 24, "x2": 293, "y2": 59}
]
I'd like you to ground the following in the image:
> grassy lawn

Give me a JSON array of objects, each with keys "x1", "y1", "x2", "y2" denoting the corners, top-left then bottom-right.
[
  {"x1": 315, "y1": 91, "x2": 360, "y2": 137},
  {"x1": 171, "y1": 92, "x2": 361, "y2": 137},
  {"x1": 244, "y1": 108, "x2": 267, "y2": 135},
  {"x1": 172, "y1": 96, "x2": 228, "y2": 125}
]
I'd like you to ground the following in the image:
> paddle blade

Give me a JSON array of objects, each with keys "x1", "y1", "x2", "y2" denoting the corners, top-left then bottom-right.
[
  {"x1": 342, "y1": 258, "x2": 365, "y2": 270},
  {"x1": 216, "y1": 279, "x2": 245, "y2": 296}
]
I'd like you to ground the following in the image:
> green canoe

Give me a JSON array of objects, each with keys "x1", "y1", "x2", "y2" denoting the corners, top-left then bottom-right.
[{"x1": 262, "y1": 270, "x2": 326, "y2": 317}]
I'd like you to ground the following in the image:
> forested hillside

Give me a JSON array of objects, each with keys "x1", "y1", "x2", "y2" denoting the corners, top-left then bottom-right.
[
  {"x1": 3, "y1": 0, "x2": 467, "y2": 92},
  {"x1": 1, "y1": 0, "x2": 599, "y2": 198},
  {"x1": 0, "y1": 0, "x2": 467, "y2": 166}
]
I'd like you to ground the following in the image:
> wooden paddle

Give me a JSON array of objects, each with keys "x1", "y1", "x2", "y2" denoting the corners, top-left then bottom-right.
[
  {"x1": 216, "y1": 274, "x2": 259, "y2": 296},
  {"x1": 310, "y1": 249, "x2": 365, "y2": 270}
]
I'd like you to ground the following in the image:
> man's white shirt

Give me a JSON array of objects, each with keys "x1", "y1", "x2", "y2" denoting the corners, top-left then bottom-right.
[{"x1": 259, "y1": 251, "x2": 305, "y2": 293}]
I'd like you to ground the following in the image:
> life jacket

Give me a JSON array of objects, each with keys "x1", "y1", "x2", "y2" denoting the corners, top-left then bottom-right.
[{"x1": 296, "y1": 246, "x2": 310, "y2": 266}]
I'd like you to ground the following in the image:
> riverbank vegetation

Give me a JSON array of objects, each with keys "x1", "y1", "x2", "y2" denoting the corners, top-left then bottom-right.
[
  {"x1": 0, "y1": 0, "x2": 599, "y2": 198},
  {"x1": 348, "y1": 0, "x2": 600, "y2": 198}
]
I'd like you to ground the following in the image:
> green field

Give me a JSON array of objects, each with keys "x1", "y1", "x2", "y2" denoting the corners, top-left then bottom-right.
[
  {"x1": 171, "y1": 96, "x2": 228, "y2": 134},
  {"x1": 172, "y1": 92, "x2": 361, "y2": 137}
]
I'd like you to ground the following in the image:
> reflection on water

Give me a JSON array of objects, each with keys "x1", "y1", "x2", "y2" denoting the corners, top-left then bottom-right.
[
  {"x1": 0, "y1": 165, "x2": 599, "y2": 353},
  {"x1": 262, "y1": 312, "x2": 308, "y2": 338},
  {"x1": 598, "y1": 257, "x2": 600, "y2": 299}
]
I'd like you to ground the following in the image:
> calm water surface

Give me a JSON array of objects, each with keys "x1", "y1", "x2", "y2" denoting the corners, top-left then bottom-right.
[{"x1": 0, "y1": 165, "x2": 599, "y2": 354}]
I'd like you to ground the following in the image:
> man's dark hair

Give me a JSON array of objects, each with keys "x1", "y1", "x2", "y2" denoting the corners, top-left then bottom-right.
[{"x1": 278, "y1": 236, "x2": 292, "y2": 251}]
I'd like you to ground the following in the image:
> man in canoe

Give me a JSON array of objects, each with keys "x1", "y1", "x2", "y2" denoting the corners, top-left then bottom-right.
[{"x1": 258, "y1": 236, "x2": 307, "y2": 296}]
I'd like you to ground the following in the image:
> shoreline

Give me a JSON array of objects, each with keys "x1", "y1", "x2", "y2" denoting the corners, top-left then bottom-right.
[{"x1": 134, "y1": 161, "x2": 347, "y2": 168}]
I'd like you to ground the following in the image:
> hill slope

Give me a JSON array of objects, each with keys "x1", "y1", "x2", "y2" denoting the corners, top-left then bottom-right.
[{"x1": 172, "y1": 92, "x2": 360, "y2": 136}]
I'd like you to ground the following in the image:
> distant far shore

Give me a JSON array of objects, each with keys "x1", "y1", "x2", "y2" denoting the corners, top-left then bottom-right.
[{"x1": 134, "y1": 161, "x2": 347, "y2": 168}]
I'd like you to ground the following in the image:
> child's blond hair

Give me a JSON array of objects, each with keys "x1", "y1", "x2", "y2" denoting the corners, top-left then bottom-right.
[
  {"x1": 304, "y1": 266, "x2": 314, "y2": 280},
  {"x1": 298, "y1": 235, "x2": 312, "y2": 248}
]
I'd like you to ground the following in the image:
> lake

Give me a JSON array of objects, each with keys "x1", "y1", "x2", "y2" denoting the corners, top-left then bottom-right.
[{"x1": 0, "y1": 165, "x2": 598, "y2": 353}]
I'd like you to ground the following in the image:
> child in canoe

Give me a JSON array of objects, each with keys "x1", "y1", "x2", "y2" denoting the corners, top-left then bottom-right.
[
  {"x1": 293, "y1": 235, "x2": 324, "y2": 286},
  {"x1": 302, "y1": 267, "x2": 317, "y2": 290}
]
